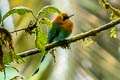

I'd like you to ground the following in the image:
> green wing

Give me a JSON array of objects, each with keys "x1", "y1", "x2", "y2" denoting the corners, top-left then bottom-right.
[{"x1": 47, "y1": 23, "x2": 61, "y2": 44}]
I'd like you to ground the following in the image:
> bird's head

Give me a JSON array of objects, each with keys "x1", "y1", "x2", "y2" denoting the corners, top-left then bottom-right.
[
  {"x1": 53, "y1": 13, "x2": 74, "y2": 23},
  {"x1": 53, "y1": 13, "x2": 74, "y2": 33},
  {"x1": 62, "y1": 13, "x2": 74, "y2": 21}
]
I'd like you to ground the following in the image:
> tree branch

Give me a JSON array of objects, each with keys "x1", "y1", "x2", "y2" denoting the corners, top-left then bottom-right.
[
  {"x1": 10, "y1": 28, "x2": 26, "y2": 33},
  {"x1": 17, "y1": 18, "x2": 120, "y2": 58}
]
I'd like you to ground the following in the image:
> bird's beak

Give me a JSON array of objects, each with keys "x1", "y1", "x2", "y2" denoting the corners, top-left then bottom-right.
[
  {"x1": 68, "y1": 14, "x2": 75, "y2": 18},
  {"x1": 63, "y1": 14, "x2": 74, "y2": 21}
]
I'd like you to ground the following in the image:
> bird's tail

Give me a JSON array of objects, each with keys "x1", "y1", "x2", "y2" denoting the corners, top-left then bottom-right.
[
  {"x1": 32, "y1": 68, "x2": 39, "y2": 76},
  {"x1": 40, "y1": 54, "x2": 46, "y2": 63},
  {"x1": 32, "y1": 53, "x2": 46, "y2": 76}
]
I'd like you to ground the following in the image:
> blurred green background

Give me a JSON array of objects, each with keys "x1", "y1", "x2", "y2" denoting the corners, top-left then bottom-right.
[{"x1": 0, "y1": 0, "x2": 120, "y2": 80}]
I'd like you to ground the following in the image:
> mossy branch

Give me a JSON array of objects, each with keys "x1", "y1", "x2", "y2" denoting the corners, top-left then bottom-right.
[
  {"x1": 17, "y1": 18, "x2": 120, "y2": 57},
  {"x1": 99, "y1": 0, "x2": 120, "y2": 38}
]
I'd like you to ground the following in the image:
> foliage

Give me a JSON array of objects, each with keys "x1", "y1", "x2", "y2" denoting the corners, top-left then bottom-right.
[
  {"x1": 39, "y1": 18, "x2": 52, "y2": 28},
  {"x1": 0, "y1": 27, "x2": 15, "y2": 79},
  {"x1": 1, "y1": 6, "x2": 34, "y2": 22},
  {"x1": 1, "y1": 1, "x2": 120, "y2": 79},
  {"x1": 0, "y1": 5, "x2": 62, "y2": 79},
  {"x1": 37, "y1": 6, "x2": 63, "y2": 19},
  {"x1": 99, "y1": 0, "x2": 120, "y2": 38},
  {"x1": 35, "y1": 27, "x2": 47, "y2": 53}
]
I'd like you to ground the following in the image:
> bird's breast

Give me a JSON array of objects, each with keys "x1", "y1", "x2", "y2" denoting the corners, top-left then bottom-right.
[{"x1": 61, "y1": 19, "x2": 73, "y2": 33}]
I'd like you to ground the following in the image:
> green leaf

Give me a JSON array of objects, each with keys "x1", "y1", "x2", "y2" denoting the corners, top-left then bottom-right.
[
  {"x1": 110, "y1": 27, "x2": 117, "y2": 38},
  {"x1": 2, "y1": 6, "x2": 33, "y2": 22},
  {"x1": 37, "y1": 6, "x2": 63, "y2": 19},
  {"x1": 35, "y1": 27, "x2": 47, "y2": 52},
  {"x1": 110, "y1": 27, "x2": 115, "y2": 32},
  {"x1": 39, "y1": 18, "x2": 52, "y2": 28},
  {"x1": 15, "y1": 55, "x2": 24, "y2": 64},
  {"x1": 3, "y1": 52, "x2": 13, "y2": 63},
  {"x1": 110, "y1": 32, "x2": 117, "y2": 38}
]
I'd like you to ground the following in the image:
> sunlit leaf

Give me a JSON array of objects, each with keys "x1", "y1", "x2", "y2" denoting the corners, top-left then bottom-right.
[
  {"x1": 3, "y1": 52, "x2": 13, "y2": 63},
  {"x1": 110, "y1": 27, "x2": 115, "y2": 33},
  {"x1": 2, "y1": 6, "x2": 33, "y2": 22},
  {"x1": 3, "y1": 50, "x2": 16, "y2": 64},
  {"x1": 110, "y1": 27, "x2": 117, "y2": 38},
  {"x1": 35, "y1": 27, "x2": 47, "y2": 52},
  {"x1": 37, "y1": 6, "x2": 63, "y2": 19},
  {"x1": 39, "y1": 18, "x2": 52, "y2": 28}
]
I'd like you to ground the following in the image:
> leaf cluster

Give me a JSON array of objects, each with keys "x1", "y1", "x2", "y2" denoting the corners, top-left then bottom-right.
[{"x1": 0, "y1": 5, "x2": 63, "y2": 79}]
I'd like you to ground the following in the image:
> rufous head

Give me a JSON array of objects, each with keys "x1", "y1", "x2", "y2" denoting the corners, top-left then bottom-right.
[
  {"x1": 53, "y1": 13, "x2": 74, "y2": 33},
  {"x1": 53, "y1": 13, "x2": 74, "y2": 23}
]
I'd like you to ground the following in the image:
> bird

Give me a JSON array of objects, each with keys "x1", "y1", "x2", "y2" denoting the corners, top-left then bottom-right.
[
  {"x1": 32, "y1": 13, "x2": 74, "y2": 75},
  {"x1": 47, "y1": 13, "x2": 74, "y2": 43}
]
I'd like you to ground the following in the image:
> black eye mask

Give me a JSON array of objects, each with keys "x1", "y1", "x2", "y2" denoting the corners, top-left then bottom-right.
[
  {"x1": 63, "y1": 16, "x2": 69, "y2": 21},
  {"x1": 63, "y1": 14, "x2": 74, "y2": 21}
]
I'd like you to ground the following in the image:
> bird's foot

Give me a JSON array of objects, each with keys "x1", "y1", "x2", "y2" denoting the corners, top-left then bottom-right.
[
  {"x1": 49, "y1": 49, "x2": 56, "y2": 63},
  {"x1": 61, "y1": 44, "x2": 72, "y2": 53},
  {"x1": 61, "y1": 44, "x2": 70, "y2": 49}
]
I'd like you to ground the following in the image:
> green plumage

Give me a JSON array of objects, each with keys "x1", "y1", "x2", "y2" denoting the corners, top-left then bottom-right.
[{"x1": 47, "y1": 23, "x2": 70, "y2": 44}]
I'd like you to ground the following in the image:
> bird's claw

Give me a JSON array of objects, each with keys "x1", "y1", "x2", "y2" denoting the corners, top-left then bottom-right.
[
  {"x1": 51, "y1": 53, "x2": 56, "y2": 63},
  {"x1": 50, "y1": 49, "x2": 56, "y2": 63},
  {"x1": 61, "y1": 44, "x2": 70, "y2": 49},
  {"x1": 61, "y1": 44, "x2": 72, "y2": 53}
]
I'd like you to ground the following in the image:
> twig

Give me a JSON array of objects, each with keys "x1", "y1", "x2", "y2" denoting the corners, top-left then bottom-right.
[
  {"x1": 17, "y1": 18, "x2": 120, "y2": 58},
  {"x1": 10, "y1": 20, "x2": 37, "y2": 34},
  {"x1": 10, "y1": 28, "x2": 26, "y2": 33}
]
